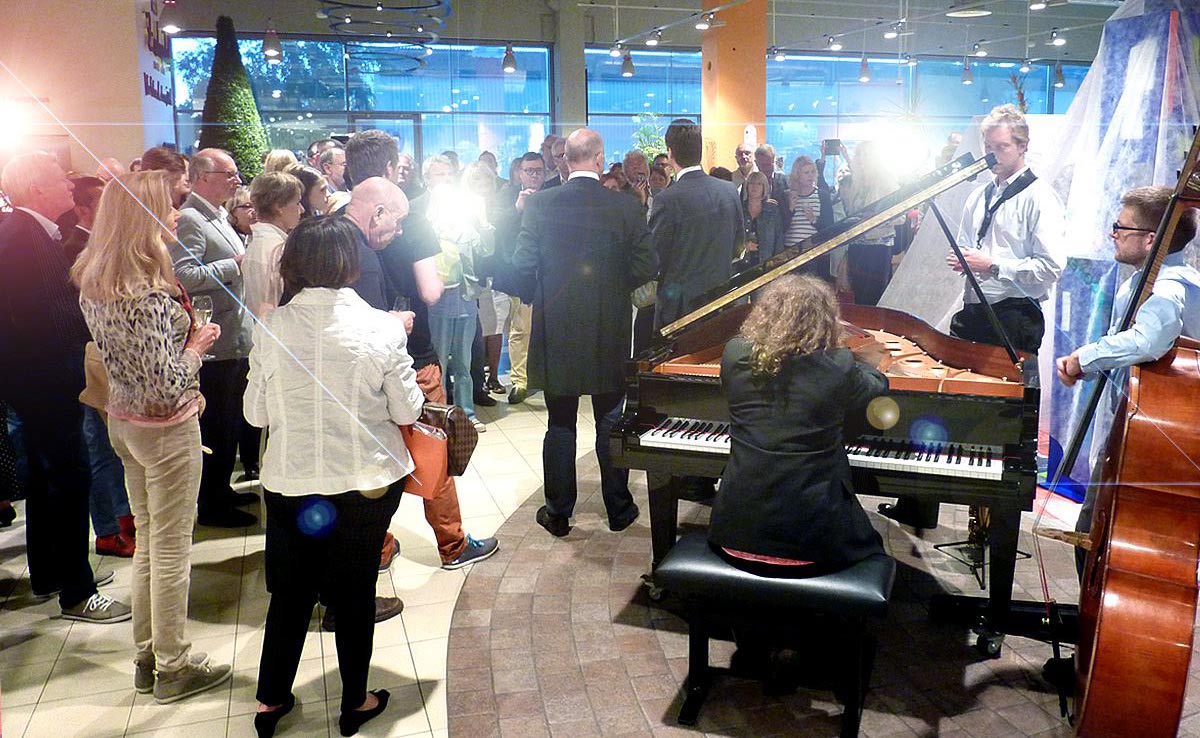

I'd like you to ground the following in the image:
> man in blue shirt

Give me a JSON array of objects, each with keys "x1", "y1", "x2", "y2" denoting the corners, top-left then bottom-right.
[{"x1": 1055, "y1": 185, "x2": 1200, "y2": 574}]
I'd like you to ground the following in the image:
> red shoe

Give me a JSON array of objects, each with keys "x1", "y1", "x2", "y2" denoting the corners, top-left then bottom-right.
[
  {"x1": 378, "y1": 532, "x2": 400, "y2": 572},
  {"x1": 118, "y1": 514, "x2": 136, "y2": 540},
  {"x1": 96, "y1": 532, "x2": 135, "y2": 558}
]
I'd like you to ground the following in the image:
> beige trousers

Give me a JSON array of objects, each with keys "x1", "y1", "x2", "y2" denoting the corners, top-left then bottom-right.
[
  {"x1": 107, "y1": 415, "x2": 203, "y2": 674},
  {"x1": 507, "y1": 300, "x2": 533, "y2": 390}
]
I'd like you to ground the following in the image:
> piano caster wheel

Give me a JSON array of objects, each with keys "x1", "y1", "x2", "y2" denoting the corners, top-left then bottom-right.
[
  {"x1": 975, "y1": 632, "x2": 1004, "y2": 659},
  {"x1": 641, "y1": 574, "x2": 665, "y2": 601}
]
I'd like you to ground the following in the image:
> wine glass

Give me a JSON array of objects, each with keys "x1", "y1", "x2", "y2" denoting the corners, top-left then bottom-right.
[{"x1": 192, "y1": 295, "x2": 216, "y2": 360}]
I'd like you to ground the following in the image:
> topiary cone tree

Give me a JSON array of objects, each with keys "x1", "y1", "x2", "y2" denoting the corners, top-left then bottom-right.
[{"x1": 198, "y1": 15, "x2": 269, "y2": 179}]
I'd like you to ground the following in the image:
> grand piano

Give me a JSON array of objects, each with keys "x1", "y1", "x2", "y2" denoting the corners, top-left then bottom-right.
[{"x1": 611, "y1": 153, "x2": 1040, "y2": 653}]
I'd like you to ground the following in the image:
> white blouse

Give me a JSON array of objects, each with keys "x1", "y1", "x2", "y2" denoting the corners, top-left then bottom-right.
[
  {"x1": 244, "y1": 288, "x2": 427, "y2": 496},
  {"x1": 242, "y1": 221, "x2": 288, "y2": 321}
]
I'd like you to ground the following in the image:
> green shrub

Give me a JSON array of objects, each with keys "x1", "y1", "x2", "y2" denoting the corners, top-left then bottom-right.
[{"x1": 197, "y1": 15, "x2": 269, "y2": 178}]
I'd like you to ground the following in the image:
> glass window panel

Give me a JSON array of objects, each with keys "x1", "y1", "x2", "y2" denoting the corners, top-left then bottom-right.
[
  {"x1": 420, "y1": 113, "x2": 550, "y2": 167},
  {"x1": 768, "y1": 55, "x2": 912, "y2": 118},
  {"x1": 348, "y1": 43, "x2": 550, "y2": 114},
  {"x1": 588, "y1": 113, "x2": 671, "y2": 164},
  {"x1": 585, "y1": 49, "x2": 701, "y2": 117},
  {"x1": 1051, "y1": 63, "x2": 1089, "y2": 113},
  {"x1": 172, "y1": 37, "x2": 346, "y2": 112},
  {"x1": 349, "y1": 117, "x2": 418, "y2": 157},
  {"x1": 174, "y1": 111, "x2": 350, "y2": 158},
  {"x1": 916, "y1": 59, "x2": 1041, "y2": 118}
]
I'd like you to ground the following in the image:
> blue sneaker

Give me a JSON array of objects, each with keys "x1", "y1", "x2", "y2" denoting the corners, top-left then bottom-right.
[{"x1": 441, "y1": 535, "x2": 499, "y2": 570}]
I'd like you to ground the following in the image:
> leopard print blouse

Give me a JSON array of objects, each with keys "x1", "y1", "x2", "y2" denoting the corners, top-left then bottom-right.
[{"x1": 80, "y1": 291, "x2": 202, "y2": 421}]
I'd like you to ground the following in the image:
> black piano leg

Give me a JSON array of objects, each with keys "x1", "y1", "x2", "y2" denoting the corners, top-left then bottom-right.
[
  {"x1": 976, "y1": 507, "x2": 1021, "y2": 658},
  {"x1": 647, "y1": 472, "x2": 680, "y2": 568}
]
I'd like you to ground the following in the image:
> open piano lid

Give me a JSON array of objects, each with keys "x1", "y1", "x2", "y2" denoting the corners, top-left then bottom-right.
[{"x1": 655, "y1": 152, "x2": 998, "y2": 343}]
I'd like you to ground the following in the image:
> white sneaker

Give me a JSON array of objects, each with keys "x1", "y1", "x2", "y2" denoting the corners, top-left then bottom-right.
[
  {"x1": 471, "y1": 418, "x2": 487, "y2": 433},
  {"x1": 154, "y1": 653, "x2": 232, "y2": 704}
]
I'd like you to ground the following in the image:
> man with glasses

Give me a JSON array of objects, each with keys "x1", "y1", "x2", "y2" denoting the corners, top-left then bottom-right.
[
  {"x1": 318, "y1": 146, "x2": 347, "y2": 193},
  {"x1": 1056, "y1": 186, "x2": 1200, "y2": 575},
  {"x1": 493, "y1": 152, "x2": 548, "y2": 403},
  {"x1": 173, "y1": 148, "x2": 256, "y2": 528}
]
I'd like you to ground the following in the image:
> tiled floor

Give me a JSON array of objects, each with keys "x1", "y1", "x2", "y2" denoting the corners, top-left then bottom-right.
[
  {"x1": 0, "y1": 393, "x2": 575, "y2": 738},
  {"x1": 4, "y1": 391, "x2": 1199, "y2": 738}
]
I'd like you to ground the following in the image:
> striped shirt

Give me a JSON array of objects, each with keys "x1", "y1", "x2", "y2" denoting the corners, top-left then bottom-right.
[{"x1": 784, "y1": 189, "x2": 822, "y2": 248}]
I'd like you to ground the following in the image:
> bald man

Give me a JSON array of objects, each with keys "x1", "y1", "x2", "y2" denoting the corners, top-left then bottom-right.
[
  {"x1": 95, "y1": 157, "x2": 126, "y2": 182},
  {"x1": 512, "y1": 128, "x2": 656, "y2": 537},
  {"x1": 343, "y1": 177, "x2": 409, "y2": 310}
]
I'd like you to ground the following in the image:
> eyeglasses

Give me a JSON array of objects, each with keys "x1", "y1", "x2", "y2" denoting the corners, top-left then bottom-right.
[
  {"x1": 521, "y1": 167, "x2": 546, "y2": 176},
  {"x1": 232, "y1": 204, "x2": 254, "y2": 212},
  {"x1": 205, "y1": 169, "x2": 240, "y2": 180},
  {"x1": 553, "y1": 152, "x2": 566, "y2": 160},
  {"x1": 1112, "y1": 222, "x2": 1153, "y2": 235}
]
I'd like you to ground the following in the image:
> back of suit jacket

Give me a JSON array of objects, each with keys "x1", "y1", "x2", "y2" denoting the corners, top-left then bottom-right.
[
  {"x1": 172, "y1": 193, "x2": 252, "y2": 360},
  {"x1": 0, "y1": 210, "x2": 91, "y2": 391},
  {"x1": 650, "y1": 170, "x2": 744, "y2": 328},
  {"x1": 511, "y1": 176, "x2": 656, "y2": 396}
]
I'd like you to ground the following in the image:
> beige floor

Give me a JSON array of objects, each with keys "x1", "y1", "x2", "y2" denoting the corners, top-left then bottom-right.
[{"x1": 0, "y1": 393, "x2": 589, "y2": 738}]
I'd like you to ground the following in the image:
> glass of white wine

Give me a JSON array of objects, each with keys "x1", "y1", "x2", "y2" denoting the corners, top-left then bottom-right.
[{"x1": 192, "y1": 295, "x2": 216, "y2": 360}]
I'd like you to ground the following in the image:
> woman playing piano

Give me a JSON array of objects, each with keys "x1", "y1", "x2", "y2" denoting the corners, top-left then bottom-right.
[{"x1": 708, "y1": 274, "x2": 888, "y2": 571}]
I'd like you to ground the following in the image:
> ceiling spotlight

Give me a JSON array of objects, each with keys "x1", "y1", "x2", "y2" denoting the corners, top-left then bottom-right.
[
  {"x1": 1019, "y1": 58, "x2": 1033, "y2": 73},
  {"x1": 695, "y1": 13, "x2": 714, "y2": 31},
  {"x1": 904, "y1": 53, "x2": 918, "y2": 67},
  {"x1": 945, "y1": 1, "x2": 992, "y2": 18},
  {"x1": 160, "y1": 0, "x2": 182, "y2": 34},
  {"x1": 502, "y1": 43, "x2": 517, "y2": 73},
  {"x1": 621, "y1": 52, "x2": 635, "y2": 77},
  {"x1": 974, "y1": 42, "x2": 987, "y2": 57},
  {"x1": 376, "y1": 2, "x2": 383, "y2": 10},
  {"x1": 415, "y1": 24, "x2": 424, "y2": 33},
  {"x1": 609, "y1": 43, "x2": 623, "y2": 58},
  {"x1": 962, "y1": 58, "x2": 974, "y2": 85},
  {"x1": 425, "y1": 47, "x2": 433, "y2": 56},
  {"x1": 858, "y1": 56, "x2": 871, "y2": 83},
  {"x1": 884, "y1": 22, "x2": 902, "y2": 40},
  {"x1": 827, "y1": 35, "x2": 843, "y2": 51},
  {"x1": 263, "y1": 24, "x2": 282, "y2": 59},
  {"x1": 1050, "y1": 28, "x2": 1066, "y2": 46},
  {"x1": 344, "y1": 15, "x2": 352, "y2": 24},
  {"x1": 1054, "y1": 61, "x2": 1065, "y2": 87},
  {"x1": 1029, "y1": 0, "x2": 1047, "y2": 9},
  {"x1": 773, "y1": 47, "x2": 787, "y2": 62},
  {"x1": 646, "y1": 29, "x2": 662, "y2": 46}
]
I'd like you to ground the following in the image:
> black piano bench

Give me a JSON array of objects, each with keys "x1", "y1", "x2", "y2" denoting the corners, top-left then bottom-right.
[{"x1": 654, "y1": 533, "x2": 895, "y2": 737}]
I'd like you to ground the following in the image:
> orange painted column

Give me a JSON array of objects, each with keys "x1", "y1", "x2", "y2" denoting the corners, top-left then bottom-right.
[{"x1": 700, "y1": 0, "x2": 766, "y2": 171}]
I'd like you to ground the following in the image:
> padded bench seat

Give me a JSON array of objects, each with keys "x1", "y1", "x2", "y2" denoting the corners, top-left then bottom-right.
[{"x1": 655, "y1": 533, "x2": 896, "y2": 737}]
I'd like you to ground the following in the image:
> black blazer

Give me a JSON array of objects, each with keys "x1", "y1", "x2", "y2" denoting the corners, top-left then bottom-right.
[
  {"x1": 649, "y1": 170, "x2": 744, "y2": 328},
  {"x1": 0, "y1": 209, "x2": 91, "y2": 391},
  {"x1": 511, "y1": 176, "x2": 656, "y2": 396},
  {"x1": 708, "y1": 337, "x2": 887, "y2": 566}
]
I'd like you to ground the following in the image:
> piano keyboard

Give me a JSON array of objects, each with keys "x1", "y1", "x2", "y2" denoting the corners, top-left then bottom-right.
[{"x1": 638, "y1": 418, "x2": 1004, "y2": 481}]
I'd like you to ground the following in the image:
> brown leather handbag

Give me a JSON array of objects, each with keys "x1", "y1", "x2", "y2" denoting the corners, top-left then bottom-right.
[{"x1": 418, "y1": 403, "x2": 478, "y2": 476}]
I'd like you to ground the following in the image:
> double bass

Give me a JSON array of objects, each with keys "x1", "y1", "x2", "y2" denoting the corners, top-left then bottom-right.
[{"x1": 1064, "y1": 128, "x2": 1200, "y2": 737}]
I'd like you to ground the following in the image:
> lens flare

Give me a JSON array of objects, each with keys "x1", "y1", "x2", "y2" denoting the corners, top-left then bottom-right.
[
  {"x1": 909, "y1": 415, "x2": 950, "y2": 445},
  {"x1": 866, "y1": 397, "x2": 901, "y2": 430},
  {"x1": 297, "y1": 498, "x2": 337, "y2": 538}
]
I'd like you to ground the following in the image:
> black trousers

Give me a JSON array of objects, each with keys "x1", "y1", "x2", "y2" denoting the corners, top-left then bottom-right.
[
  {"x1": 950, "y1": 298, "x2": 1045, "y2": 355},
  {"x1": 470, "y1": 316, "x2": 486, "y2": 392},
  {"x1": 5, "y1": 368, "x2": 95, "y2": 607},
  {"x1": 257, "y1": 483, "x2": 402, "y2": 712},
  {"x1": 543, "y1": 392, "x2": 634, "y2": 523},
  {"x1": 198, "y1": 358, "x2": 249, "y2": 513},
  {"x1": 238, "y1": 422, "x2": 262, "y2": 474},
  {"x1": 847, "y1": 242, "x2": 892, "y2": 306}
]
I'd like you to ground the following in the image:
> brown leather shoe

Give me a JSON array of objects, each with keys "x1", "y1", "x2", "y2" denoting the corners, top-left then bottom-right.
[
  {"x1": 321, "y1": 597, "x2": 404, "y2": 632},
  {"x1": 378, "y1": 532, "x2": 400, "y2": 572},
  {"x1": 96, "y1": 532, "x2": 135, "y2": 558}
]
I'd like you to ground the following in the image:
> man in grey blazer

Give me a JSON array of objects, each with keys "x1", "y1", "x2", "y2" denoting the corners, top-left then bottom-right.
[
  {"x1": 172, "y1": 148, "x2": 256, "y2": 528},
  {"x1": 650, "y1": 119, "x2": 744, "y2": 330}
]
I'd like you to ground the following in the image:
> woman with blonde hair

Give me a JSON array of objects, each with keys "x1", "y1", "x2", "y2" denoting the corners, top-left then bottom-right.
[
  {"x1": 225, "y1": 185, "x2": 256, "y2": 241},
  {"x1": 740, "y1": 170, "x2": 786, "y2": 264},
  {"x1": 708, "y1": 275, "x2": 887, "y2": 571},
  {"x1": 72, "y1": 170, "x2": 231, "y2": 703},
  {"x1": 262, "y1": 148, "x2": 299, "y2": 174},
  {"x1": 243, "y1": 171, "x2": 304, "y2": 320}
]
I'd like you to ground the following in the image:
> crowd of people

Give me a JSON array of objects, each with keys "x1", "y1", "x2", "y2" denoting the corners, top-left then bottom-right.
[{"x1": 2, "y1": 101, "x2": 1197, "y2": 735}]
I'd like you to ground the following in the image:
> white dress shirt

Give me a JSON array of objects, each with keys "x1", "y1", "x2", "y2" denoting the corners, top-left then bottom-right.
[
  {"x1": 244, "y1": 287, "x2": 427, "y2": 496},
  {"x1": 958, "y1": 166, "x2": 1065, "y2": 304}
]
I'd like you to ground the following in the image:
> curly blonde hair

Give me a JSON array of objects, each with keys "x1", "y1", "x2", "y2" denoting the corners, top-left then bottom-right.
[{"x1": 741, "y1": 275, "x2": 841, "y2": 376}]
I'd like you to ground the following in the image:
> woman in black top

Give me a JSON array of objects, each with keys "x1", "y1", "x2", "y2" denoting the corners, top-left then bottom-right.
[{"x1": 708, "y1": 275, "x2": 888, "y2": 570}]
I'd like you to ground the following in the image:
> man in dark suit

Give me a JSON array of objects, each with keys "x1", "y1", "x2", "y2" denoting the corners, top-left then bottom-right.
[
  {"x1": 172, "y1": 148, "x2": 256, "y2": 528},
  {"x1": 60, "y1": 176, "x2": 104, "y2": 264},
  {"x1": 754, "y1": 143, "x2": 793, "y2": 228},
  {"x1": 512, "y1": 129, "x2": 656, "y2": 537},
  {"x1": 0, "y1": 151, "x2": 129, "y2": 622},
  {"x1": 650, "y1": 119, "x2": 744, "y2": 330}
]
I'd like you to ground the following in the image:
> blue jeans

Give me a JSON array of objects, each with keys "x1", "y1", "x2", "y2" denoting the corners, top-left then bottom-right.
[
  {"x1": 83, "y1": 406, "x2": 130, "y2": 537},
  {"x1": 428, "y1": 286, "x2": 478, "y2": 419},
  {"x1": 543, "y1": 392, "x2": 634, "y2": 523}
]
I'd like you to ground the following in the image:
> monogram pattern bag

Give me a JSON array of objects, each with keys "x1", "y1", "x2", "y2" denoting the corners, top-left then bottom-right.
[{"x1": 418, "y1": 403, "x2": 479, "y2": 476}]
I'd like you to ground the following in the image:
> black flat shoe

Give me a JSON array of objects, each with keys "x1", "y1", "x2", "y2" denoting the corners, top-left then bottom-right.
[
  {"x1": 254, "y1": 693, "x2": 296, "y2": 738},
  {"x1": 339, "y1": 689, "x2": 390, "y2": 736},
  {"x1": 0, "y1": 502, "x2": 15, "y2": 528},
  {"x1": 536, "y1": 505, "x2": 570, "y2": 538},
  {"x1": 473, "y1": 392, "x2": 497, "y2": 408}
]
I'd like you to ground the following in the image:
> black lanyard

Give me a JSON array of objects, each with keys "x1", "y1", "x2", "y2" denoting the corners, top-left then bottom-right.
[{"x1": 975, "y1": 169, "x2": 1037, "y2": 247}]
